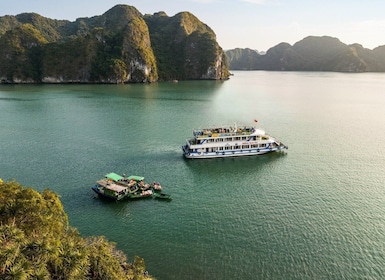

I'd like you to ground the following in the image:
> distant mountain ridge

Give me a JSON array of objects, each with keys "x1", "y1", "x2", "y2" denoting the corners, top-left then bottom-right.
[
  {"x1": 226, "y1": 36, "x2": 385, "y2": 72},
  {"x1": 0, "y1": 5, "x2": 229, "y2": 83}
]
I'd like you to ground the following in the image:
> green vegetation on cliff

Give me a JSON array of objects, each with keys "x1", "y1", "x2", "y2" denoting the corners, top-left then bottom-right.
[
  {"x1": 0, "y1": 24, "x2": 47, "y2": 82},
  {"x1": 0, "y1": 5, "x2": 229, "y2": 84},
  {"x1": 0, "y1": 178, "x2": 154, "y2": 280},
  {"x1": 131, "y1": 7, "x2": 228, "y2": 81},
  {"x1": 145, "y1": 11, "x2": 229, "y2": 80}
]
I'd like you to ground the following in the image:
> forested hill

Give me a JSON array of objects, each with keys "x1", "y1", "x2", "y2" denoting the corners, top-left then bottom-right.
[
  {"x1": 0, "y1": 5, "x2": 229, "y2": 84},
  {"x1": 226, "y1": 36, "x2": 385, "y2": 72}
]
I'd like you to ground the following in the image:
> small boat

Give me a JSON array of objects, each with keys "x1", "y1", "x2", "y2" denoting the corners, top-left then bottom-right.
[
  {"x1": 138, "y1": 180, "x2": 152, "y2": 191},
  {"x1": 105, "y1": 173, "x2": 140, "y2": 193},
  {"x1": 126, "y1": 175, "x2": 145, "y2": 182},
  {"x1": 151, "y1": 182, "x2": 162, "y2": 192},
  {"x1": 92, "y1": 180, "x2": 130, "y2": 201},
  {"x1": 182, "y1": 121, "x2": 288, "y2": 159},
  {"x1": 92, "y1": 173, "x2": 141, "y2": 201},
  {"x1": 153, "y1": 191, "x2": 172, "y2": 200},
  {"x1": 105, "y1": 172, "x2": 141, "y2": 189},
  {"x1": 92, "y1": 172, "x2": 171, "y2": 202},
  {"x1": 129, "y1": 189, "x2": 153, "y2": 199}
]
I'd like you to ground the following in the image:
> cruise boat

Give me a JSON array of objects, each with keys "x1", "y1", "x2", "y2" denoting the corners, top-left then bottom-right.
[{"x1": 182, "y1": 122, "x2": 288, "y2": 159}]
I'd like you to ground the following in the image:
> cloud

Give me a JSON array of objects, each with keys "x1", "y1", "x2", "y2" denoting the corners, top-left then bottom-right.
[{"x1": 350, "y1": 19, "x2": 385, "y2": 31}]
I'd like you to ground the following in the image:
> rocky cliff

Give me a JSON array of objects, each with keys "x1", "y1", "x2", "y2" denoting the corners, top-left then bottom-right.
[
  {"x1": 144, "y1": 11, "x2": 228, "y2": 80},
  {"x1": 226, "y1": 36, "x2": 385, "y2": 72},
  {"x1": 0, "y1": 5, "x2": 229, "y2": 83}
]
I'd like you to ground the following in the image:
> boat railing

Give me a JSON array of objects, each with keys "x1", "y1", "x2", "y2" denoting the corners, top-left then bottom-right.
[
  {"x1": 193, "y1": 127, "x2": 256, "y2": 138},
  {"x1": 186, "y1": 138, "x2": 198, "y2": 145}
]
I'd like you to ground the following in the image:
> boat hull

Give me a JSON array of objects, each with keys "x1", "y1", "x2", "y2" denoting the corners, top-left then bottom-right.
[
  {"x1": 92, "y1": 185, "x2": 128, "y2": 201},
  {"x1": 182, "y1": 145, "x2": 287, "y2": 159},
  {"x1": 129, "y1": 188, "x2": 153, "y2": 199},
  {"x1": 129, "y1": 193, "x2": 153, "y2": 199},
  {"x1": 153, "y1": 192, "x2": 172, "y2": 200}
]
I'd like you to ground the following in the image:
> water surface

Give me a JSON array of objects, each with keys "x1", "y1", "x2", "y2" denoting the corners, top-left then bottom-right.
[{"x1": 1, "y1": 71, "x2": 385, "y2": 279}]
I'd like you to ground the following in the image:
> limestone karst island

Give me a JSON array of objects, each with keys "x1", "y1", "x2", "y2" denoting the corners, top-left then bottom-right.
[
  {"x1": 0, "y1": 4, "x2": 230, "y2": 84},
  {"x1": 1, "y1": 4, "x2": 385, "y2": 84}
]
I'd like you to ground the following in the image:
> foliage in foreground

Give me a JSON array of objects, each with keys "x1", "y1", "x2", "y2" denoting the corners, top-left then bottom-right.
[{"x1": 0, "y1": 178, "x2": 154, "y2": 280}]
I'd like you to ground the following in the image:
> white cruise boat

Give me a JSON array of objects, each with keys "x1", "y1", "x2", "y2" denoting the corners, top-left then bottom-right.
[{"x1": 182, "y1": 123, "x2": 288, "y2": 159}]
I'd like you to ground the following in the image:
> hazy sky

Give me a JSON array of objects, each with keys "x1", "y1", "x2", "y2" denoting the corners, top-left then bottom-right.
[{"x1": 2, "y1": 0, "x2": 385, "y2": 51}]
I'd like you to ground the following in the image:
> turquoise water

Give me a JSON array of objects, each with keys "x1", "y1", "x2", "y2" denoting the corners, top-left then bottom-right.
[{"x1": 1, "y1": 71, "x2": 385, "y2": 279}]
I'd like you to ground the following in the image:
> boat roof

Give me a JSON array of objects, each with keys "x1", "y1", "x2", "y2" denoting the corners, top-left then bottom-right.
[
  {"x1": 105, "y1": 172, "x2": 124, "y2": 182},
  {"x1": 97, "y1": 179, "x2": 108, "y2": 187},
  {"x1": 127, "y1": 175, "x2": 145, "y2": 181},
  {"x1": 96, "y1": 180, "x2": 126, "y2": 191},
  {"x1": 106, "y1": 184, "x2": 127, "y2": 192}
]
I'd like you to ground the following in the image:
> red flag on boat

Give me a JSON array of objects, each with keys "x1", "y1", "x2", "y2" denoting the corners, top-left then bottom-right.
[{"x1": 254, "y1": 119, "x2": 258, "y2": 123}]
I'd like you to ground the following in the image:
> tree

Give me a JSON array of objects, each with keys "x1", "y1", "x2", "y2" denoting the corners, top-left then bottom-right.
[
  {"x1": 0, "y1": 179, "x2": 155, "y2": 280},
  {"x1": 110, "y1": 58, "x2": 127, "y2": 83},
  {"x1": 0, "y1": 224, "x2": 30, "y2": 278}
]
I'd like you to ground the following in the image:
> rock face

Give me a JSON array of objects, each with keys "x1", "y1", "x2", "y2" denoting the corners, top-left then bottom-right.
[
  {"x1": 226, "y1": 36, "x2": 385, "y2": 72},
  {"x1": 144, "y1": 11, "x2": 229, "y2": 81},
  {"x1": 0, "y1": 5, "x2": 229, "y2": 83}
]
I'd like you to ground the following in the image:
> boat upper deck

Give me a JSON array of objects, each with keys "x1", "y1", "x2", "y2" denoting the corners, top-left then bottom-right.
[{"x1": 192, "y1": 125, "x2": 265, "y2": 139}]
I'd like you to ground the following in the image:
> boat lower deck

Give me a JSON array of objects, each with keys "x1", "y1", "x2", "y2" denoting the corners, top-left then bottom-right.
[{"x1": 183, "y1": 144, "x2": 287, "y2": 159}]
